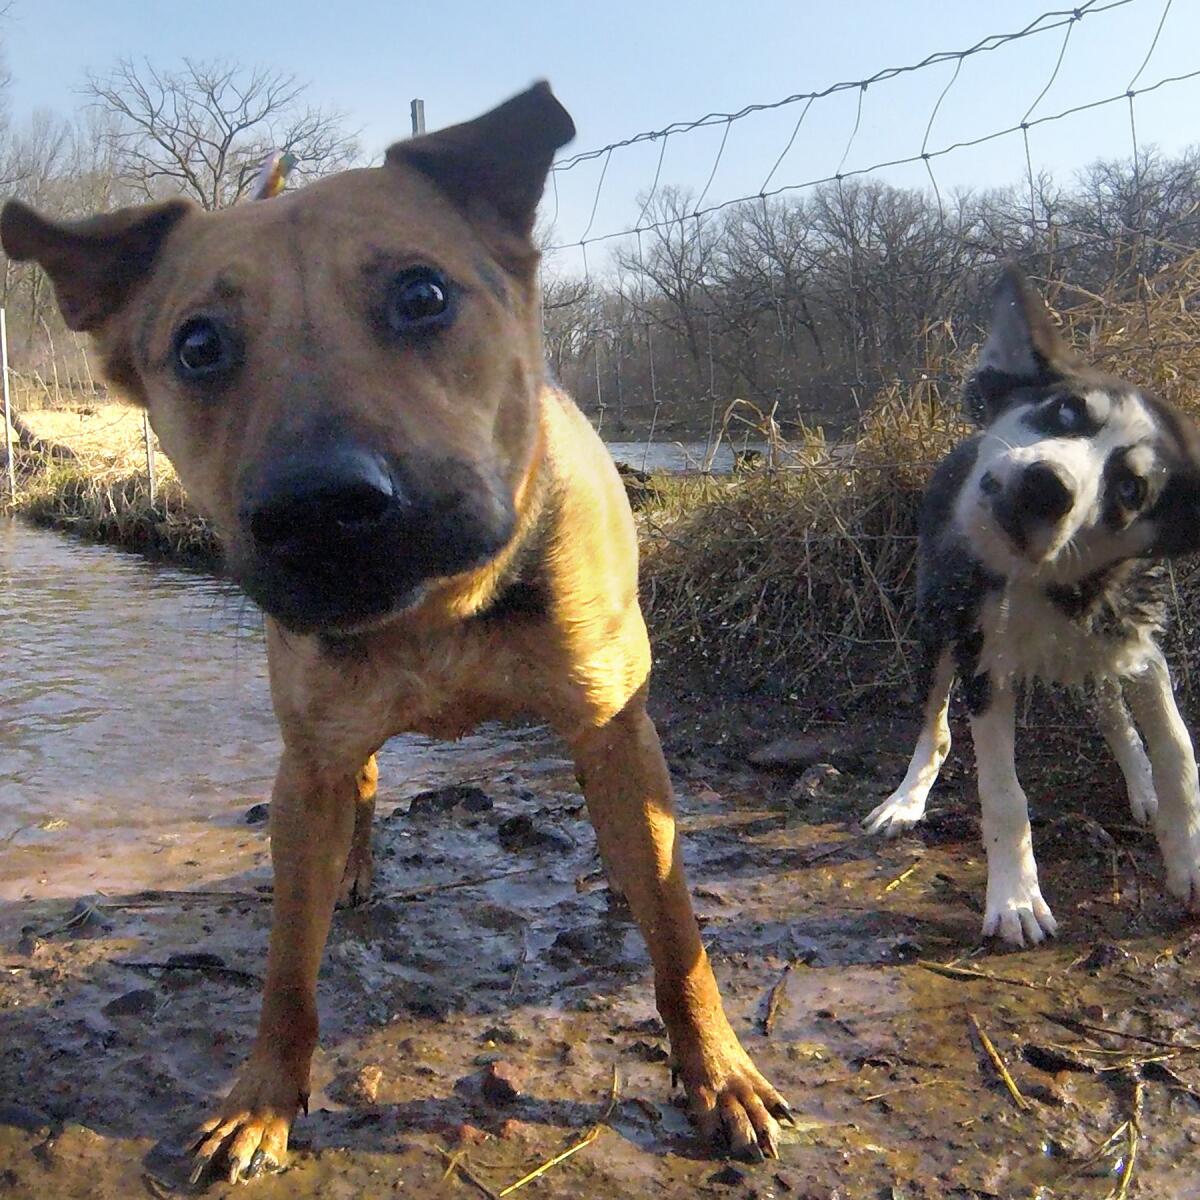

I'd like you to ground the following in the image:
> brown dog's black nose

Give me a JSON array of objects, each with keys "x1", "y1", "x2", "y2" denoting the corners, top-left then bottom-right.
[
  {"x1": 245, "y1": 447, "x2": 397, "y2": 558},
  {"x1": 1014, "y1": 462, "x2": 1072, "y2": 521}
]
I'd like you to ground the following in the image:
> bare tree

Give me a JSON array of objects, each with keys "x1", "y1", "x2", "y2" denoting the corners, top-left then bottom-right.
[{"x1": 84, "y1": 57, "x2": 360, "y2": 209}]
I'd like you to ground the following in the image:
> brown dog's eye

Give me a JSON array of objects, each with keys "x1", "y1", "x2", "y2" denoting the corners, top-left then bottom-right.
[
  {"x1": 387, "y1": 267, "x2": 453, "y2": 334},
  {"x1": 174, "y1": 316, "x2": 237, "y2": 381}
]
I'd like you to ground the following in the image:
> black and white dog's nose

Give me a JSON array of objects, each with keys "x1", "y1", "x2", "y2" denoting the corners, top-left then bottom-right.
[
  {"x1": 1014, "y1": 462, "x2": 1072, "y2": 521},
  {"x1": 244, "y1": 446, "x2": 398, "y2": 559}
]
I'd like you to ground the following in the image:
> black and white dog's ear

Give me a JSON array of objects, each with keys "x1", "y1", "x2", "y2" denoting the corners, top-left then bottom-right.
[{"x1": 963, "y1": 266, "x2": 1080, "y2": 425}]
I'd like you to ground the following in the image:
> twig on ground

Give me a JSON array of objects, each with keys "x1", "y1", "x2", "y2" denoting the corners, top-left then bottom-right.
[
  {"x1": 1045, "y1": 1013, "x2": 1200, "y2": 1054},
  {"x1": 879, "y1": 863, "x2": 919, "y2": 897},
  {"x1": 436, "y1": 1147, "x2": 500, "y2": 1200},
  {"x1": 98, "y1": 889, "x2": 271, "y2": 907},
  {"x1": 918, "y1": 959, "x2": 1052, "y2": 992},
  {"x1": 801, "y1": 833, "x2": 872, "y2": 867},
  {"x1": 1106, "y1": 1075, "x2": 1143, "y2": 1200},
  {"x1": 119, "y1": 959, "x2": 261, "y2": 986},
  {"x1": 967, "y1": 1010, "x2": 1030, "y2": 1111},
  {"x1": 497, "y1": 1067, "x2": 620, "y2": 1197},
  {"x1": 762, "y1": 961, "x2": 794, "y2": 1036},
  {"x1": 376, "y1": 866, "x2": 538, "y2": 904}
]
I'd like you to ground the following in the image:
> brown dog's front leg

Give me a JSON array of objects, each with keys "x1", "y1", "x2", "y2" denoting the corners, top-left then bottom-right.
[
  {"x1": 337, "y1": 754, "x2": 379, "y2": 908},
  {"x1": 571, "y1": 692, "x2": 792, "y2": 1160},
  {"x1": 190, "y1": 749, "x2": 357, "y2": 1184}
]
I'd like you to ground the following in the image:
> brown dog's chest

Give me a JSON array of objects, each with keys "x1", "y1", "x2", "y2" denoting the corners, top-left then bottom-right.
[{"x1": 272, "y1": 614, "x2": 581, "y2": 756}]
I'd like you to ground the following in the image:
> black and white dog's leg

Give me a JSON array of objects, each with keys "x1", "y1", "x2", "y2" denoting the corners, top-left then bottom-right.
[
  {"x1": 865, "y1": 649, "x2": 954, "y2": 837},
  {"x1": 1124, "y1": 646, "x2": 1200, "y2": 911},
  {"x1": 1094, "y1": 678, "x2": 1157, "y2": 826},
  {"x1": 970, "y1": 678, "x2": 1058, "y2": 946}
]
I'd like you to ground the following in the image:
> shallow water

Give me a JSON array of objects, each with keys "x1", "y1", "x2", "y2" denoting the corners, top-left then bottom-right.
[{"x1": 0, "y1": 518, "x2": 535, "y2": 900}]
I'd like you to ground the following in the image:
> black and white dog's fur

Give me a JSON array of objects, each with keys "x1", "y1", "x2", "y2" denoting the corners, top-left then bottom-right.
[{"x1": 865, "y1": 267, "x2": 1200, "y2": 947}]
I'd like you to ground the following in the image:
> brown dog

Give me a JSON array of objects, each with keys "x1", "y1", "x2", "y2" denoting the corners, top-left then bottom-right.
[{"x1": 2, "y1": 84, "x2": 790, "y2": 1179}]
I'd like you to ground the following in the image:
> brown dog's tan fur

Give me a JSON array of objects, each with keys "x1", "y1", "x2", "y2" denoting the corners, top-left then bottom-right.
[{"x1": 2, "y1": 84, "x2": 789, "y2": 1180}]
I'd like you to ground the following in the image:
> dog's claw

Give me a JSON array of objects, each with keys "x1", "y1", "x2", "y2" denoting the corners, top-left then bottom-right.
[
  {"x1": 188, "y1": 1064, "x2": 300, "y2": 1187},
  {"x1": 676, "y1": 1035, "x2": 788, "y2": 1165}
]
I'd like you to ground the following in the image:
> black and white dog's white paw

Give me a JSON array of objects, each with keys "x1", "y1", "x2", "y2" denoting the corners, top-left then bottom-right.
[
  {"x1": 863, "y1": 789, "x2": 928, "y2": 838},
  {"x1": 982, "y1": 861, "x2": 1058, "y2": 947},
  {"x1": 1157, "y1": 826, "x2": 1200, "y2": 913},
  {"x1": 1128, "y1": 782, "x2": 1159, "y2": 826}
]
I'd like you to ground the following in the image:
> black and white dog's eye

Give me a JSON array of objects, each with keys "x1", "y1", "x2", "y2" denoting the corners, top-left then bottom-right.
[
  {"x1": 1055, "y1": 399, "x2": 1081, "y2": 430},
  {"x1": 387, "y1": 267, "x2": 453, "y2": 334},
  {"x1": 1116, "y1": 474, "x2": 1147, "y2": 509},
  {"x1": 174, "y1": 316, "x2": 237, "y2": 381}
]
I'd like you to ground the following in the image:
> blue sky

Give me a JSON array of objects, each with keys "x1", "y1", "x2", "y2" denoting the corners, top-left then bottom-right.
[{"x1": 6, "y1": 0, "x2": 1198, "y2": 277}]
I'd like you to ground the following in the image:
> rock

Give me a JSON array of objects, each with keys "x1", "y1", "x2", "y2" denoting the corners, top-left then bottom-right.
[
  {"x1": 479, "y1": 1025, "x2": 527, "y2": 1047},
  {"x1": 480, "y1": 1060, "x2": 526, "y2": 1106},
  {"x1": 15, "y1": 926, "x2": 42, "y2": 956},
  {"x1": 789, "y1": 763, "x2": 844, "y2": 803},
  {"x1": 102, "y1": 989, "x2": 157, "y2": 1018},
  {"x1": 446, "y1": 1122, "x2": 490, "y2": 1146},
  {"x1": 497, "y1": 1118, "x2": 538, "y2": 1142},
  {"x1": 333, "y1": 1064, "x2": 384, "y2": 1105},
  {"x1": 166, "y1": 951, "x2": 225, "y2": 969},
  {"x1": 244, "y1": 802, "x2": 270, "y2": 825},
  {"x1": 750, "y1": 732, "x2": 865, "y2": 772},
  {"x1": 1078, "y1": 942, "x2": 1129, "y2": 972},
  {"x1": 709, "y1": 1163, "x2": 748, "y2": 1186},
  {"x1": 626, "y1": 1039, "x2": 669, "y2": 1063},
  {"x1": 497, "y1": 813, "x2": 573, "y2": 853},
  {"x1": 408, "y1": 785, "x2": 493, "y2": 816},
  {"x1": 67, "y1": 896, "x2": 111, "y2": 932}
]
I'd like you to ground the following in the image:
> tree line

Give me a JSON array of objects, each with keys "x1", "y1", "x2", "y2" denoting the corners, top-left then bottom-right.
[{"x1": 543, "y1": 148, "x2": 1200, "y2": 436}]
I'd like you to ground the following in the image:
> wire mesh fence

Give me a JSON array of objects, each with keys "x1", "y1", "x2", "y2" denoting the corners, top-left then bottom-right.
[{"x1": 536, "y1": 0, "x2": 1199, "y2": 473}]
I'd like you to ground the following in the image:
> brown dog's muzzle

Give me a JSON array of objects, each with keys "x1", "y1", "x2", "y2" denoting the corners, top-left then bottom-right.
[{"x1": 234, "y1": 441, "x2": 516, "y2": 634}]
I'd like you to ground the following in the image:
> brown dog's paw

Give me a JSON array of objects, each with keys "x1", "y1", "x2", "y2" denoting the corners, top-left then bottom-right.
[
  {"x1": 335, "y1": 844, "x2": 374, "y2": 909},
  {"x1": 676, "y1": 1040, "x2": 793, "y2": 1162},
  {"x1": 189, "y1": 1062, "x2": 306, "y2": 1185}
]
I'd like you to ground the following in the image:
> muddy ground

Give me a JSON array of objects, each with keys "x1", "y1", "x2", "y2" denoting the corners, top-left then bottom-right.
[{"x1": 3, "y1": 696, "x2": 1200, "y2": 1199}]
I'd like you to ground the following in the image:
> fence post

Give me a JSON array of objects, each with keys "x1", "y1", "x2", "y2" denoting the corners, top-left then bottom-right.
[
  {"x1": 2, "y1": 308, "x2": 14, "y2": 500},
  {"x1": 410, "y1": 99, "x2": 426, "y2": 137},
  {"x1": 143, "y1": 409, "x2": 156, "y2": 506}
]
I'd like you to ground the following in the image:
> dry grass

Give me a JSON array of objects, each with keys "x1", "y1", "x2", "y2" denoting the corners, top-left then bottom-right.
[
  {"x1": 17, "y1": 403, "x2": 149, "y2": 465},
  {"x1": 638, "y1": 385, "x2": 964, "y2": 702},
  {"x1": 8, "y1": 402, "x2": 217, "y2": 563},
  {"x1": 18, "y1": 461, "x2": 219, "y2": 563}
]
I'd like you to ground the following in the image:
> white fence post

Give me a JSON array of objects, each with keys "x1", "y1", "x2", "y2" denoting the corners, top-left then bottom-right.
[
  {"x1": 143, "y1": 409, "x2": 156, "y2": 505},
  {"x1": 2, "y1": 308, "x2": 14, "y2": 500}
]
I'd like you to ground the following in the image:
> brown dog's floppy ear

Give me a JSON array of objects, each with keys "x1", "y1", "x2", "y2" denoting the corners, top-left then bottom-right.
[
  {"x1": 386, "y1": 82, "x2": 575, "y2": 236},
  {"x1": 963, "y1": 265, "x2": 1081, "y2": 425},
  {"x1": 1, "y1": 197, "x2": 193, "y2": 332}
]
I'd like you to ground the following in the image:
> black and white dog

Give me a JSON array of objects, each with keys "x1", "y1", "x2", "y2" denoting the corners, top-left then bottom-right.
[{"x1": 864, "y1": 266, "x2": 1200, "y2": 947}]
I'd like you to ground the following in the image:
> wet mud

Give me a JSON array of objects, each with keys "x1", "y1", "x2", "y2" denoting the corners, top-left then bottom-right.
[{"x1": 4, "y1": 522, "x2": 1200, "y2": 1197}]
